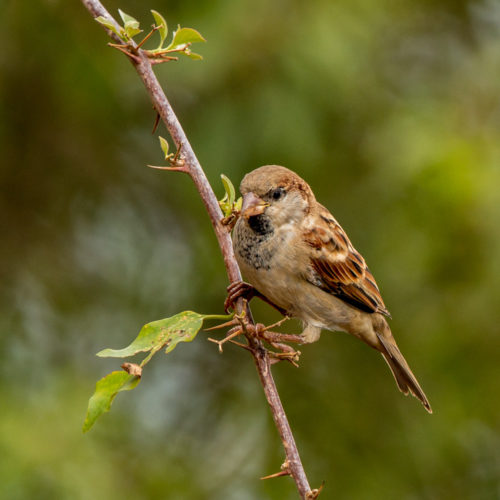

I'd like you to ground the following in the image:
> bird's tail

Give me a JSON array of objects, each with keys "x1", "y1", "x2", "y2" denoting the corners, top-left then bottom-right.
[{"x1": 375, "y1": 324, "x2": 432, "y2": 413}]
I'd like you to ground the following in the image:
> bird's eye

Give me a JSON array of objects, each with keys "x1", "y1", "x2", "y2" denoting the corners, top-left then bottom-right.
[{"x1": 271, "y1": 187, "x2": 285, "y2": 200}]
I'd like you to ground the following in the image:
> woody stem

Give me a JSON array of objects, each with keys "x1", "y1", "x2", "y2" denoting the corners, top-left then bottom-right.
[{"x1": 80, "y1": 1, "x2": 313, "y2": 497}]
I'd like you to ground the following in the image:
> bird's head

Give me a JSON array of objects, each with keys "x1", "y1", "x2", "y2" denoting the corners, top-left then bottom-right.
[{"x1": 239, "y1": 165, "x2": 314, "y2": 228}]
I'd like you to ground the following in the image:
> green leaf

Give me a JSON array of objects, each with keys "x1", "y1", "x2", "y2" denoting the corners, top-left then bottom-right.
[
  {"x1": 118, "y1": 9, "x2": 139, "y2": 28},
  {"x1": 126, "y1": 26, "x2": 142, "y2": 38},
  {"x1": 186, "y1": 52, "x2": 203, "y2": 60},
  {"x1": 234, "y1": 196, "x2": 243, "y2": 212},
  {"x1": 97, "y1": 311, "x2": 230, "y2": 359},
  {"x1": 151, "y1": 10, "x2": 168, "y2": 48},
  {"x1": 87, "y1": 311, "x2": 230, "y2": 430},
  {"x1": 95, "y1": 16, "x2": 123, "y2": 38},
  {"x1": 221, "y1": 174, "x2": 236, "y2": 206},
  {"x1": 159, "y1": 136, "x2": 169, "y2": 159},
  {"x1": 118, "y1": 9, "x2": 142, "y2": 39},
  {"x1": 83, "y1": 371, "x2": 140, "y2": 432},
  {"x1": 167, "y1": 27, "x2": 206, "y2": 50},
  {"x1": 218, "y1": 194, "x2": 231, "y2": 217}
]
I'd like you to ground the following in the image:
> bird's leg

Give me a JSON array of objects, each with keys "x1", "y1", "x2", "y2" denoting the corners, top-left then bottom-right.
[
  {"x1": 207, "y1": 304, "x2": 300, "y2": 362},
  {"x1": 224, "y1": 280, "x2": 288, "y2": 316},
  {"x1": 246, "y1": 316, "x2": 301, "y2": 344},
  {"x1": 243, "y1": 317, "x2": 292, "y2": 339},
  {"x1": 259, "y1": 330, "x2": 305, "y2": 345}
]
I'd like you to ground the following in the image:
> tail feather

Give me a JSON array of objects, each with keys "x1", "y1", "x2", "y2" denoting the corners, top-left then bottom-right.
[{"x1": 376, "y1": 332, "x2": 432, "y2": 414}]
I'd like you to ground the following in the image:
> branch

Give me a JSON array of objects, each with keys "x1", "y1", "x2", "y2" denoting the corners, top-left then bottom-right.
[{"x1": 79, "y1": 1, "x2": 315, "y2": 497}]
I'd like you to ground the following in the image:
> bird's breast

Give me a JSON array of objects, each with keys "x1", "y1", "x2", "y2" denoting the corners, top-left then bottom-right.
[
  {"x1": 233, "y1": 218, "x2": 303, "y2": 313},
  {"x1": 233, "y1": 215, "x2": 277, "y2": 269},
  {"x1": 233, "y1": 217, "x2": 368, "y2": 334}
]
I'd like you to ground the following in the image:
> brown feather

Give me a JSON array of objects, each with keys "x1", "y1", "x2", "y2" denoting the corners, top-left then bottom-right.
[
  {"x1": 376, "y1": 329, "x2": 432, "y2": 413},
  {"x1": 304, "y1": 205, "x2": 390, "y2": 317}
]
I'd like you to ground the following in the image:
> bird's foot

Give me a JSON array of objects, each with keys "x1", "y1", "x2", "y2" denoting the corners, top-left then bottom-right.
[
  {"x1": 268, "y1": 343, "x2": 301, "y2": 367},
  {"x1": 259, "y1": 330, "x2": 304, "y2": 345},
  {"x1": 244, "y1": 318, "x2": 301, "y2": 365},
  {"x1": 224, "y1": 281, "x2": 289, "y2": 316},
  {"x1": 207, "y1": 311, "x2": 299, "y2": 363},
  {"x1": 224, "y1": 280, "x2": 256, "y2": 313},
  {"x1": 243, "y1": 316, "x2": 291, "y2": 339}
]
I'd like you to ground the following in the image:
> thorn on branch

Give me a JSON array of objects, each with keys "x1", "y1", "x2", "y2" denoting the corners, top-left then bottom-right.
[
  {"x1": 147, "y1": 164, "x2": 188, "y2": 173},
  {"x1": 108, "y1": 42, "x2": 141, "y2": 63},
  {"x1": 207, "y1": 326, "x2": 243, "y2": 353},
  {"x1": 147, "y1": 47, "x2": 184, "y2": 57},
  {"x1": 261, "y1": 460, "x2": 291, "y2": 480},
  {"x1": 151, "y1": 56, "x2": 179, "y2": 65},
  {"x1": 227, "y1": 339, "x2": 253, "y2": 352},
  {"x1": 136, "y1": 24, "x2": 160, "y2": 49},
  {"x1": 152, "y1": 112, "x2": 161, "y2": 134},
  {"x1": 263, "y1": 316, "x2": 290, "y2": 331},
  {"x1": 149, "y1": 142, "x2": 186, "y2": 172},
  {"x1": 204, "y1": 318, "x2": 239, "y2": 332},
  {"x1": 306, "y1": 481, "x2": 325, "y2": 499},
  {"x1": 261, "y1": 469, "x2": 291, "y2": 480},
  {"x1": 171, "y1": 143, "x2": 184, "y2": 167}
]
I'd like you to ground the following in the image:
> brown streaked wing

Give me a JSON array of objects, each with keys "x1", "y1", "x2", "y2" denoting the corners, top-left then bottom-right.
[{"x1": 304, "y1": 208, "x2": 390, "y2": 317}]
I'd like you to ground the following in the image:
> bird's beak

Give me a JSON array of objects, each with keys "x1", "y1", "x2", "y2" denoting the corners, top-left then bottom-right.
[{"x1": 241, "y1": 192, "x2": 269, "y2": 219}]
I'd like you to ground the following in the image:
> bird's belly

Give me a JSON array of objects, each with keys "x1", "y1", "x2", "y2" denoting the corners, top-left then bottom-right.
[
  {"x1": 241, "y1": 258, "x2": 366, "y2": 335},
  {"x1": 253, "y1": 268, "x2": 301, "y2": 314},
  {"x1": 240, "y1": 259, "x2": 338, "y2": 326}
]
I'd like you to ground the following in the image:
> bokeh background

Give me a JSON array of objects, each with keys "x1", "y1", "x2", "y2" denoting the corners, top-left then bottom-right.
[{"x1": 2, "y1": 0, "x2": 500, "y2": 498}]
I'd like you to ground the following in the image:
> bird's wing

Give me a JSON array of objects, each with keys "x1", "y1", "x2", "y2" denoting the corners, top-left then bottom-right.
[{"x1": 303, "y1": 205, "x2": 390, "y2": 316}]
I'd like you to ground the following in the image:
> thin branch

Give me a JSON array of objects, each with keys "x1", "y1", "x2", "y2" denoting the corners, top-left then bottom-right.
[{"x1": 79, "y1": 1, "x2": 314, "y2": 497}]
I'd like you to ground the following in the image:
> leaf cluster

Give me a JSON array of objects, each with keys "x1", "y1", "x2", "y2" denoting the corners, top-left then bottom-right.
[{"x1": 95, "y1": 9, "x2": 206, "y2": 60}]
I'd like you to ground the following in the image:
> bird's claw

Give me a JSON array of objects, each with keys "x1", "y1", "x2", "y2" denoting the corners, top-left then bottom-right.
[
  {"x1": 207, "y1": 305, "x2": 297, "y2": 363},
  {"x1": 269, "y1": 347, "x2": 301, "y2": 367},
  {"x1": 224, "y1": 280, "x2": 256, "y2": 313},
  {"x1": 243, "y1": 319, "x2": 301, "y2": 365}
]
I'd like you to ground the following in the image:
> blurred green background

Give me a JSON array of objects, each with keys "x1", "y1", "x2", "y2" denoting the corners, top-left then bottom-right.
[{"x1": 2, "y1": 0, "x2": 500, "y2": 498}]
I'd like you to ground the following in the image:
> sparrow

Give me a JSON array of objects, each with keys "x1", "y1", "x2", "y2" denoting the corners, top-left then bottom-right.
[{"x1": 231, "y1": 165, "x2": 431, "y2": 412}]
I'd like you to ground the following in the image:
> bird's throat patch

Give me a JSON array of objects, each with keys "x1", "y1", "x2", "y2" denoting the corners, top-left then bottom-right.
[{"x1": 248, "y1": 214, "x2": 273, "y2": 236}]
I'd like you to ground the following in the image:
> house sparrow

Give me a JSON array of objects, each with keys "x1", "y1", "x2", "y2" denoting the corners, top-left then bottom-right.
[{"x1": 232, "y1": 165, "x2": 431, "y2": 413}]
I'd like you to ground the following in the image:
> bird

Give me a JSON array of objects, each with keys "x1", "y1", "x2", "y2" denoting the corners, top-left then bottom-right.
[{"x1": 231, "y1": 165, "x2": 431, "y2": 413}]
